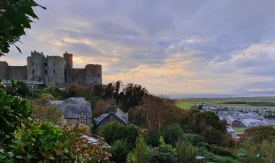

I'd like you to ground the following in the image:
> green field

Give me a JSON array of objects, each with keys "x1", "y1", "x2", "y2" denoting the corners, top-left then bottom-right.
[
  {"x1": 175, "y1": 96, "x2": 275, "y2": 110},
  {"x1": 234, "y1": 129, "x2": 244, "y2": 132}
]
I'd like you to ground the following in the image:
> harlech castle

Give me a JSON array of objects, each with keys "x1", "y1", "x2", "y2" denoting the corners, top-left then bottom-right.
[{"x1": 0, "y1": 51, "x2": 102, "y2": 87}]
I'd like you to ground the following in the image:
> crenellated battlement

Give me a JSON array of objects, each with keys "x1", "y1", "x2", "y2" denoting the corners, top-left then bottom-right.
[{"x1": 0, "y1": 51, "x2": 102, "y2": 87}]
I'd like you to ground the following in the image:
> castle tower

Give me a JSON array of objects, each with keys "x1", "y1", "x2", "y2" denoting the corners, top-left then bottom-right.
[
  {"x1": 45, "y1": 56, "x2": 65, "y2": 85},
  {"x1": 27, "y1": 51, "x2": 45, "y2": 81},
  {"x1": 63, "y1": 52, "x2": 73, "y2": 69},
  {"x1": 0, "y1": 61, "x2": 9, "y2": 80},
  {"x1": 85, "y1": 64, "x2": 102, "y2": 85}
]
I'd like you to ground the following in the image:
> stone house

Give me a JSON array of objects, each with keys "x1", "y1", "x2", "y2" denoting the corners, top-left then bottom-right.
[
  {"x1": 50, "y1": 97, "x2": 92, "y2": 126},
  {"x1": 96, "y1": 105, "x2": 128, "y2": 131}
]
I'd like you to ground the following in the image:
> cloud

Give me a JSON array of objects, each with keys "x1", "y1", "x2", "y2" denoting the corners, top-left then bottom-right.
[
  {"x1": 3, "y1": 0, "x2": 275, "y2": 95},
  {"x1": 96, "y1": 21, "x2": 139, "y2": 36}
]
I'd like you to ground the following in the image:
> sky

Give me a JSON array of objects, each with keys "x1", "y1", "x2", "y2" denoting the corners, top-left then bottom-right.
[{"x1": 2, "y1": 0, "x2": 275, "y2": 97}]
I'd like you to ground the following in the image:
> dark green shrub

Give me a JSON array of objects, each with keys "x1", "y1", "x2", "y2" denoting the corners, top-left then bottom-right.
[
  {"x1": 217, "y1": 156, "x2": 239, "y2": 163},
  {"x1": 162, "y1": 124, "x2": 184, "y2": 146},
  {"x1": 183, "y1": 133, "x2": 205, "y2": 146},
  {"x1": 127, "y1": 137, "x2": 150, "y2": 163},
  {"x1": 195, "y1": 146, "x2": 220, "y2": 162},
  {"x1": 144, "y1": 131, "x2": 161, "y2": 147},
  {"x1": 111, "y1": 140, "x2": 131, "y2": 163},
  {"x1": 100, "y1": 122, "x2": 139, "y2": 148},
  {"x1": 175, "y1": 140, "x2": 197, "y2": 163},
  {"x1": 149, "y1": 137, "x2": 178, "y2": 163}
]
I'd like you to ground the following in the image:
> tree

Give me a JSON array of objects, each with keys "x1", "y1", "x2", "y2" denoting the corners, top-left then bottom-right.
[
  {"x1": 149, "y1": 136, "x2": 178, "y2": 163},
  {"x1": 110, "y1": 140, "x2": 131, "y2": 163},
  {"x1": 14, "y1": 80, "x2": 30, "y2": 97},
  {"x1": 93, "y1": 98, "x2": 115, "y2": 117},
  {"x1": 134, "y1": 95, "x2": 184, "y2": 132},
  {"x1": 29, "y1": 99, "x2": 63, "y2": 124},
  {"x1": 175, "y1": 140, "x2": 197, "y2": 163},
  {"x1": 44, "y1": 87, "x2": 63, "y2": 98},
  {"x1": 99, "y1": 122, "x2": 139, "y2": 148},
  {"x1": 127, "y1": 137, "x2": 150, "y2": 163},
  {"x1": 93, "y1": 84, "x2": 105, "y2": 97},
  {"x1": 0, "y1": 0, "x2": 46, "y2": 56},
  {"x1": 242, "y1": 126, "x2": 275, "y2": 144},
  {"x1": 162, "y1": 124, "x2": 184, "y2": 146}
]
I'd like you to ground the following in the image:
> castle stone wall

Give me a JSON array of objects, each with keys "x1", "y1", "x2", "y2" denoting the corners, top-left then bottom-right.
[
  {"x1": 8, "y1": 66, "x2": 27, "y2": 80},
  {"x1": 0, "y1": 61, "x2": 9, "y2": 80},
  {"x1": 46, "y1": 56, "x2": 65, "y2": 85},
  {"x1": 66, "y1": 69, "x2": 86, "y2": 85},
  {"x1": 63, "y1": 52, "x2": 73, "y2": 69},
  {"x1": 85, "y1": 64, "x2": 102, "y2": 85},
  {"x1": 1, "y1": 50, "x2": 102, "y2": 87},
  {"x1": 27, "y1": 51, "x2": 45, "y2": 81}
]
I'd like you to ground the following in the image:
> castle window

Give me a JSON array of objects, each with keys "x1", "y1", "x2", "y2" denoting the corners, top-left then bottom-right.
[
  {"x1": 32, "y1": 63, "x2": 34, "y2": 66},
  {"x1": 53, "y1": 63, "x2": 55, "y2": 65},
  {"x1": 53, "y1": 70, "x2": 55, "y2": 73},
  {"x1": 45, "y1": 69, "x2": 47, "y2": 74},
  {"x1": 98, "y1": 74, "x2": 100, "y2": 77},
  {"x1": 44, "y1": 63, "x2": 47, "y2": 66},
  {"x1": 32, "y1": 70, "x2": 34, "y2": 73}
]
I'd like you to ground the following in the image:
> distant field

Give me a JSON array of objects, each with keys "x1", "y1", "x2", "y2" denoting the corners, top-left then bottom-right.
[
  {"x1": 234, "y1": 129, "x2": 244, "y2": 132},
  {"x1": 175, "y1": 96, "x2": 275, "y2": 110}
]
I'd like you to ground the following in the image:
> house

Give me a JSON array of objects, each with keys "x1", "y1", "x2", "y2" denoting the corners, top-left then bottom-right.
[
  {"x1": 242, "y1": 119, "x2": 266, "y2": 127},
  {"x1": 231, "y1": 115, "x2": 265, "y2": 121},
  {"x1": 50, "y1": 97, "x2": 92, "y2": 126},
  {"x1": 96, "y1": 105, "x2": 128, "y2": 130},
  {"x1": 202, "y1": 104, "x2": 213, "y2": 110},
  {"x1": 263, "y1": 119, "x2": 275, "y2": 126}
]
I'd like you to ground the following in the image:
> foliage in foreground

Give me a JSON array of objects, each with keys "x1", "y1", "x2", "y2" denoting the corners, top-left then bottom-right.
[
  {"x1": 0, "y1": 90, "x2": 112, "y2": 162},
  {"x1": 0, "y1": 0, "x2": 46, "y2": 56}
]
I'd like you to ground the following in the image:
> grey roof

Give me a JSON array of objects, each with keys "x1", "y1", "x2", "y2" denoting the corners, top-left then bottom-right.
[
  {"x1": 69, "y1": 97, "x2": 87, "y2": 103},
  {"x1": 264, "y1": 119, "x2": 275, "y2": 125},
  {"x1": 231, "y1": 115, "x2": 265, "y2": 120},
  {"x1": 96, "y1": 108, "x2": 128, "y2": 125},
  {"x1": 49, "y1": 100, "x2": 64, "y2": 105},
  {"x1": 58, "y1": 103, "x2": 92, "y2": 119}
]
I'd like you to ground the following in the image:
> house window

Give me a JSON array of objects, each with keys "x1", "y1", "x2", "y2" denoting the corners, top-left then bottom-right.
[
  {"x1": 45, "y1": 69, "x2": 47, "y2": 74},
  {"x1": 80, "y1": 121, "x2": 86, "y2": 125},
  {"x1": 79, "y1": 113, "x2": 86, "y2": 119},
  {"x1": 32, "y1": 70, "x2": 34, "y2": 73},
  {"x1": 44, "y1": 63, "x2": 47, "y2": 66}
]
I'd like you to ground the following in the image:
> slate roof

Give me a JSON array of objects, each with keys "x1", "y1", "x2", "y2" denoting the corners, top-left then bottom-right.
[
  {"x1": 58, "y1": 103, "x2": 92, "y2": 119},
  {"x1": 96, "y1": 112, "x2": 128, "y2": 125},
  {"x1": 96, "y1": 107, "x2": 128, "y2": 125},
  {"x1": 231, "y1": 115, "x2": 265, "y2": 120},
  {"x1": 69, "y1": 97, "x2": 87, "y2": 103},
  {"x1": 49, "y1": 100, "x2": 64, "y2": 105},
  {"x1": 264, "y1": 119, "x2": 275, "y2": 125}
]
